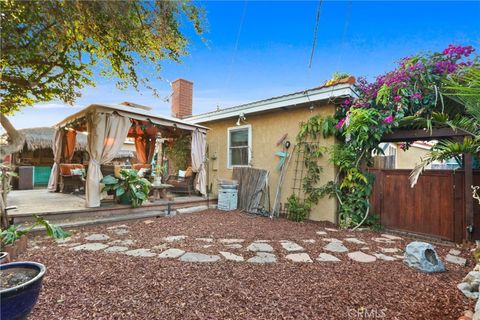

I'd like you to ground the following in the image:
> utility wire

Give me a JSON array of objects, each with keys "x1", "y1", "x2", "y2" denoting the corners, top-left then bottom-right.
[{"x1": 309, "y1": 0, "x2": 323, "y2": 68}]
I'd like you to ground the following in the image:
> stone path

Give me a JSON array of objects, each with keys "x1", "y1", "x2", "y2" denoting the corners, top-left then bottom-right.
[{"x1": 65, "y1": 227, "x2": 460, "y2": 267}]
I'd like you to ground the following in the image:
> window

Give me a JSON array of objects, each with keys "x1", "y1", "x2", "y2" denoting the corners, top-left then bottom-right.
[{"x1": 227, "y1": 125, "x2": 251, "y2": 168}]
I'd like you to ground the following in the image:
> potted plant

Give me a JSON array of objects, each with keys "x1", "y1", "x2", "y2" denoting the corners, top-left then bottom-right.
[{"x1": 101, "y1": 168, "x2": 152, "y2": 207}]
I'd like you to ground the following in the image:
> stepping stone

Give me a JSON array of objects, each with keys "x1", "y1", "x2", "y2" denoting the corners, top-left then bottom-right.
[
  {"x1": 158, "y1": 248, "x2": 185, "y2": 259},
  {"x1": 71, "y1": 243, "x2": 109, "y2": 251},
  {"x1": 255, "y1": 240, "x2": 271, "y2": 243},
  {"x1": 196, "y1": 238, "x2": 214, "y2": 242},
  {"x1": 112, "y1": 229, "x2": 129, "y2": 236},
  {"x1": 316, "y1": 231, "x2": 327, "y2": 236},
  {"x1": 381, "y1": 247, "x2": 400, "y2": 254},
  {"x1": 104, "y1": 246, "x2": 129, "y2": 253},
  {"x1": 372, "y1": 237, "x2": 394, "y2": 244},
  {"x1": 107, "y1": 224, "x2": 128, "y2": 230},
  {"x1": 225, "y1": 243, "x2": 243, "y2": 249},
  {"x1": 280, "y1": 240, "x2": 304, "y2": 252},
  {"x1": 446, "y1": 254, "x2": 467, "y2": 266},
  {"x1": 316, "y1": 253, "x2": 341, "y2": 262},
  {"x1": 348, "y1": 251, "x2": 377, "y2": 263},
  {"x1": 373, "y1": 253, "x2": 396, "y2": 261},
  {"x1": 203, "y1": 244, "x2": 213, "y2": 248},
  {"x1": 325, "y1": 228, "x2": 338, "y2": 232},
  {"x1": 247, "y1": 242, "x2": 274, "y2": 253},
  {"x1": 324, "y1": 242, "x2": 348, "y2": 253},
  {"x1": 163, "y1": 235, "x2": 187, "y2": 242},
  {"x1": 247, "y1": 252, "x2": 277, "y2": 264},
  {"x1": 360, "y1": 247, "x2": 370, "y2": 251},
  {"x1": 381, "y1": 234, "x2": 403, "y2": 240},
  {"x1": 220, "y1": 251, "x2": 244, "y2": 262},
  {"x1": 180, "y1": 252, "x2": 220, "y2": 263},
  {"x1": 85, "y1": 234, "x2": 110, "y2": 241},
  {"x1": 285, "y1": 253, "x2": 312, "y2": 263},
  {"x1": 302, "y1": 239, "x2": 316, "y2": 244},
  {"x1": 152, "y1": 244, "x2": 168, "y2": 251},
  {"x1": 219, "y1": 239, "x2": 244, "y2": 244},
  {"x1": 58, "y1": 242, "x2": 81, "y2": 247},
  {"x1": 323, "y1": 238, "x2": 343, "y2": 243},
  {"x1": 108, "y1": 239, "x2": 135, "y2": 246},
  {"x1": 344, "y1": 238, "x2": 367, "y2": 245},
  {"x1": 449, "y1": 249, "x2": 461, "y2": 256},
  {"x1": 124, "y1": 249, "x2": 156, "y2": 257},
  {"x1": 394, "y1": 254, "x2": 405, "y2": 259}
]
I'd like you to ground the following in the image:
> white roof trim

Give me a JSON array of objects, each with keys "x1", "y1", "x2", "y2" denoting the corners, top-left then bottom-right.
[{"x1": 187, "y1": 84, "x2": 357, "y2": 124}]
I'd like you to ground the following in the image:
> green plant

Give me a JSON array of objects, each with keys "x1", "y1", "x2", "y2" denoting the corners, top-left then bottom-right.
[
  {"x1": 101, "y1": 169, "x2": 151, "y2": 208},
  {"x1": 1, "y1": 214, "x2": 70, "y2": 246},
  {"x1": 286, "y1": 194, "x2": 311, "y2": 222},
  {"x1": 164, "y1": 135, "x2": 191, "y2": 173}
]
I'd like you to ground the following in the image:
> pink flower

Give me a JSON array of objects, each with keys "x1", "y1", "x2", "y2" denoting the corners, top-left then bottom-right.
[
  {"x1": 383, "y1": 114, "x2": 393, "y2": 124},
  {"x1": 393, "y1": 96, "x2": 402, "y2": 102},
  {"x1": 335, "y1": 117, "x2": 346, "y2": 129}
]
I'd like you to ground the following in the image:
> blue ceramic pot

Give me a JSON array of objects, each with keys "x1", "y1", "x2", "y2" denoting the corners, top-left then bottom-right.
[{"x1": 1, "y1": 262, "x2": 46, "y2": 320}]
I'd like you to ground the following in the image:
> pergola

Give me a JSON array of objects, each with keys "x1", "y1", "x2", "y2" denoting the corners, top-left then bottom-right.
[{"x1": 47, "y1": 102, "x2": 208, "y2": 207}]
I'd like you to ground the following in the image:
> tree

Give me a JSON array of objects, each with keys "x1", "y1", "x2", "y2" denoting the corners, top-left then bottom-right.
[{"x1": 0, "y1": 0, "x2": 205, "y2": 115}]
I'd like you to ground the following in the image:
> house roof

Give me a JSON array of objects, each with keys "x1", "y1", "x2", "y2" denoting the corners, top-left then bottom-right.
[
  {"x1": 186, "y1": 78, "x2": 357, "y2": 124},
  {"x1": 54, "y1": 102, "x2": 208, "y2": 133}
]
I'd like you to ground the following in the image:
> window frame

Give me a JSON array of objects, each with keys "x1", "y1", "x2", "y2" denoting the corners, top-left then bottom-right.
[{"x1": 227, "y1": 124, "x2": 252, "y2": 169}]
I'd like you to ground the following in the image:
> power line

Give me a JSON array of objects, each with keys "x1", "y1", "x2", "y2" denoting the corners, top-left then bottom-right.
[{"x1": 309, "y1": 0, "x2": 323, "y2": 68}]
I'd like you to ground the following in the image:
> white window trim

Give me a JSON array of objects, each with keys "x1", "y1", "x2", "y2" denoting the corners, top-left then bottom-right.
[{"x1": 227, "y1": 124, "x2": 252, "y2": 169}]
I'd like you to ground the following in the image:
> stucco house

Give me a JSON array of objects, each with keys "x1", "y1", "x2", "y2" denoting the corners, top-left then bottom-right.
[{"x1": 169, "y1": 78, "x2": 356, "y2": 223}]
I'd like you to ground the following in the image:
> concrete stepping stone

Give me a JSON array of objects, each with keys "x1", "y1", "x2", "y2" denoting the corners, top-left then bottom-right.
[
  {"x1": 324, "y1": 242, "x2": 348, "y2": 253},
  {"x1": 225, "y1": 243, "x2": 243, "y2": 249},
  {"x1": 280, "y1": 240, "x2": 304, "y2": 252},
  {"x1": 302, "y1": 239, "x2": 316, "y2": 244},
  {"x1": 196, "y1": 238, "x2": 214, "y2": 242},
  {"x1": 180, "y1": 252, "x2": 220, "y2": 262},
  {"x1": 124, "y1": 249, "x2": 156, "y2": 257},
  {"x1": 381, "y1": 234, "x2": 403, "y2": 240},
  {"x1": 344, "y1": 238, "x2": 367, "y2": 245},
  {"x1": 104, "y1": 246, "x2": 129, "y2": 253},
  {"x1": 220, "y1": 251, "x2": 244, "y2": 262},
  {"x1": 112, "y1": 229, "x2": 129, "y2": 236},
  {"x1": 360, "y1": 247, "x2": 370, "y2": 251},
  {"x1": 316, "y1": 231, "x2": 327, "y2": 236},
  {"x1": 285, "y1": 253, "x2": 312, "y2": 263},
  {"x1": 316, "y1": 253, "x2": 341, "y2": 262},
  {"x1": 107, "y1": 224, "x2": 128, "y2": 229},
  {"x1": 71, "y1": 243, "x2": 109, "y2": 251},
  {"x1": 85, "y1": 234, "x2": 110, "y2": 241},
  {"x1": 247, "y1": 252, "x2": 277, "y2": 264},
  {"x1": 58, "y1": 242, "x2": 81, "y2": 247},
  {"x1": 380, "y1": 247, "x2": 400, "y2": 253},
  {"x1": 373, "y1": 253, "x2": 396, "y2": 261},
  {"x1": 152, "y1": 244, "x2": 168, "y2": 251},
  {"x1": 108, "y1": 239, "x2": 135, "y2": 246},
  {"x1": 255, "y1": 240, "x2": 271, "y2": 243},
  {"x1": 372, "y1": 237, "x2": 394, "y2": 244},
  {"x1": 446, "y1": 254, "x2": 467, "y2": 266},
  {"x1": 219, "y1": 239, "x2": 244, "y2": 244},
  {"x1": 449, "y1": 249, "x2": 461, "y2": 256},
  {"x1": 325, "y1": 228, "x2": 338, "y2": 232},
  {"x1": 348, "y1": 251, "x2": 377, "y2": 263},
  {"x1": 247, "y1": 242, "x2": 274, "y2": 252},
  {"x1": 322, "y1": 238, "x2": 343, "y2": 243},
  {"x1": 394, "y1": 254, "x2": 405, "y2": 259},
  {"x1": 158, "y1": 248, "x2": 185, "y2": 258},
  {"x1": 163, "y1": 235, "x2": 187, "y2": 242}
]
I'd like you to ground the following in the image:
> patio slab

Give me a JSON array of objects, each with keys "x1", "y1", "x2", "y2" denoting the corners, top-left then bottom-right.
[{"x1": 180, "y1": 252, "x2": 220, "y2": 263}]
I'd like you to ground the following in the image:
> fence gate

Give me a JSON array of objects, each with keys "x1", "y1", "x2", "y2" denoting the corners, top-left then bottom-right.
[{"x1": 369, "y1": 169, "x2": 467, "y2": 243}]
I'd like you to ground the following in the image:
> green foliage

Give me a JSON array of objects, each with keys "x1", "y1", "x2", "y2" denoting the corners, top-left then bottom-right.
[
  {"x1": 164, "y1": 135, "x2": 191, "y2": 173},
  {"x1": 1, "y1": 215, "x2": 70, "y2": 246},
  {"x1": 101, "y1": 169, "x2": 152, "y2": 208},
  {"x1": 286, "y1": 195, "x2": 310, "y2": 222},
  {"x1": 1, "y1": 0, "x2": 205, "y2": 114}
]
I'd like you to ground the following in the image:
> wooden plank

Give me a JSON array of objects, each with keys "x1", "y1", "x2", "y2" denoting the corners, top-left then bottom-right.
[{"x1": 381, "y1": 128, "x2": 470, "y2": 142}]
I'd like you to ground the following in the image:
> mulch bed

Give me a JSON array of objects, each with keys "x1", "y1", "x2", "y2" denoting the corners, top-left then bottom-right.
[{"x1": 20, "y1": 210, "x2": 474, "y2": 319}]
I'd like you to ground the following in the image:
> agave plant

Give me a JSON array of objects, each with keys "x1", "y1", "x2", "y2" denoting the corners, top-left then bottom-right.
[{"x1": 409, "y1": 66, "x2": 480, "y2": 186}]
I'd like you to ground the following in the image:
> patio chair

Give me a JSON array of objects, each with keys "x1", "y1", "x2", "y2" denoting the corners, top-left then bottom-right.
[
  {"x1": 59, "y1": 163, "x2": 85, "y2": 193},
  {"x1": 165, "y1": 167, "x2": 196, "y2": 196}
]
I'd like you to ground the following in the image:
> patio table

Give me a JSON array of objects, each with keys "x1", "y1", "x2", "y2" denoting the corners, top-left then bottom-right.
[{"x1": 151, "y1": 184, "x2": 173, "y2": 201}]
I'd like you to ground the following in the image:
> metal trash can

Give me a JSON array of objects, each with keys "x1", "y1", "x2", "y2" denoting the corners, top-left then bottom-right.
[{"x1": 217, "y1": 180, "x2": 238, "y2": 211}]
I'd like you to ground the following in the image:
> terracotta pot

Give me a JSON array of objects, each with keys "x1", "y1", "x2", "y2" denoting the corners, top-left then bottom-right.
[{"x1": 2, "y1": 235, "x2": 28, "y2": 261}]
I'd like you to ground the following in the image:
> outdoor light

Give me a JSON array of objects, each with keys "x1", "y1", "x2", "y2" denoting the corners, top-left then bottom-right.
[{"x1": 236, "y1": 113, "x2": 246, "y2": 126}]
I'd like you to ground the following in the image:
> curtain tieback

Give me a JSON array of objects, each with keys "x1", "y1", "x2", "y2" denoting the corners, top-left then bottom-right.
[{"x1": 90, "y1": 159, "x2": 101, "y2": 166}]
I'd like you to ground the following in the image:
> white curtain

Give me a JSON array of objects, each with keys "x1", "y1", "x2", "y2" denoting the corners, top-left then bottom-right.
[
  {"x1": 85, "y1": 112, "x2": 131, "y2": 207},
  {"x1": 191, "y1": 129, "x2": 207, "y2": 195},
  {"x1": 47, "y1": 129, "x2": 63, "y2": 192}
]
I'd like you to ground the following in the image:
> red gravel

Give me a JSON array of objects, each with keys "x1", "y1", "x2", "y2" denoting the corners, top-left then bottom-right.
[{"x1": 20, "y1": 210, "x2": 474, "y2": 319}]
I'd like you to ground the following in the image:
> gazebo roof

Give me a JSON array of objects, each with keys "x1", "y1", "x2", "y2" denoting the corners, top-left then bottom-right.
[
  {"x1": 54, "y1": 102, "x2": 208, "y2": 133},
  {"x1": 1, "y1": 127, "x2": 87, "y2": 151}
]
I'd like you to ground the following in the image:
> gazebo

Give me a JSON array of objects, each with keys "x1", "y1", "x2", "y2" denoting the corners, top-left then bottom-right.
[{"x1": 47, "y1": 102, "x2": 208, "y2": 207}]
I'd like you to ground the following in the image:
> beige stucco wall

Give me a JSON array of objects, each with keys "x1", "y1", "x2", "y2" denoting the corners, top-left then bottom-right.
[
  {"x1": 396, "y1": 144, "x2": 431, "y2": 169},
  {"x1": 198, "y1": 104, "x2": 338, "y2": 223}
]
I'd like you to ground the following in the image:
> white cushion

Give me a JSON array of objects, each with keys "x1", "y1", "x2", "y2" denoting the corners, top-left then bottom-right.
[{"x1": 178, "y1": 170, "x2": 186, "y2": 178}]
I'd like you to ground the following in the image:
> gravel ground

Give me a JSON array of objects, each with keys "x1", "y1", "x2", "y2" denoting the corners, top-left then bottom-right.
[{"x1": 20, "y1": 210, "x2": 474, "y2": 320}]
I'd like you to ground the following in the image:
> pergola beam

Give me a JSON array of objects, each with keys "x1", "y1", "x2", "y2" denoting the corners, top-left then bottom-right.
[{"x1": 381, "y1": 128, "x2": 470, "y2": 143}]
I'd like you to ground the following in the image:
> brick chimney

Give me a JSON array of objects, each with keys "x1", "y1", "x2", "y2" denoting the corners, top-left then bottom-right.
[{"x1": 171, "y1": 78, "x2": 193, "y2": 119}]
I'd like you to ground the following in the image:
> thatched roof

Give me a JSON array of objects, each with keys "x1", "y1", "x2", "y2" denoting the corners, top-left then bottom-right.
[{"x1": 2, "y1": 127, "x2": 88, "y2": 151}]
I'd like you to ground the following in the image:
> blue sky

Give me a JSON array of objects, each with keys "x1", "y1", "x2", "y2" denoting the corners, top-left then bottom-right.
[{"x1": 6, "y1": 0, "x2": 480, "y2": 129}]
